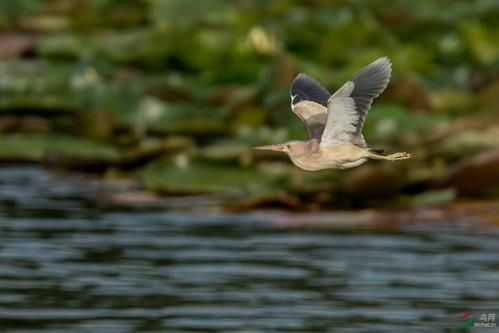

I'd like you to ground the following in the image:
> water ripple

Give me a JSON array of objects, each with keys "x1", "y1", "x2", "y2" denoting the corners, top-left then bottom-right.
[{"x1": 0, "y1": 167, "x2": 498, "y2": 332}]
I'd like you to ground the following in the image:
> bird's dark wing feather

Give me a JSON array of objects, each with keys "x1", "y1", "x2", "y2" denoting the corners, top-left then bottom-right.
[
  {"x1": 321, "y1": 57, "x2": 391, "y2": 146},
  {"x1": 291, "y1": 73, "x2": 330, "y2": 107},
  {"x1": 290, "y1": 73, "x2": 331, "y2": 140},
  {"x1": 350, "y1": 56, "x2": 392, "y2": 135}
]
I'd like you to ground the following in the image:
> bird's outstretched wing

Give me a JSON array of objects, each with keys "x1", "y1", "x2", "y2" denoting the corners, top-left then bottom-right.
[
  {"x1": 321, "y1": 57, "x2": 391, "y2": 147},
  {"x1": 290, "y1": 73, "x2": 331, "y2": 140}
]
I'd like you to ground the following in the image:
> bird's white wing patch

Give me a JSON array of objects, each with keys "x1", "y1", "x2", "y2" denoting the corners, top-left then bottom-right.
[
  {"x1": 321, "y1": 93, "x2": 358, "y2": 144},
  {"x1": 291, "y1": 101, "x2": 328, "y2": 139},
  {"x1": 321, "y1": 57, "x2": 391, "y2": 146}
]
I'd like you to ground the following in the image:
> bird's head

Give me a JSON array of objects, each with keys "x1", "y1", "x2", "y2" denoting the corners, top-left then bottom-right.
[{"x1": 254, "y1": 141, "x2": 307, "y2": 155}]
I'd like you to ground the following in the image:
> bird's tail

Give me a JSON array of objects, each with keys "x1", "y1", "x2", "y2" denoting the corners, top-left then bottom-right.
[{"x1": 368, "y1": 148, "x2": 384, "y2": 154}]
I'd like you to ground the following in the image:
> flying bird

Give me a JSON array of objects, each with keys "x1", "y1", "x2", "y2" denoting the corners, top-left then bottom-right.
[{"x1": 255, "y1": 57, "x2": 411, "y2": 171}]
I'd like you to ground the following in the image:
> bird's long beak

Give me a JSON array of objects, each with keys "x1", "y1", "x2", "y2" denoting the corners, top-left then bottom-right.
[{"x1": 253, "y1": 144, "x2": 286, "y2": 151}]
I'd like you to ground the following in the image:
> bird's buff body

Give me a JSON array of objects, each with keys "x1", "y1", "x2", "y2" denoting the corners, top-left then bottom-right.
[
  {"x1": 255, "y1": 57, "x2": 411, "y2": 170},
  {"x1": 292, "y1": 143, "x2": 368, "y2": 171},
  {"x1": 271, "y1": 141, "x2": 368, "y2": 171}
]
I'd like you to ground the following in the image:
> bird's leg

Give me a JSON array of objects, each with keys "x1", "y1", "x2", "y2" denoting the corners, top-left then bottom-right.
[{"x1": 367, "y1": 151, "x2": 411, "y2": 161}]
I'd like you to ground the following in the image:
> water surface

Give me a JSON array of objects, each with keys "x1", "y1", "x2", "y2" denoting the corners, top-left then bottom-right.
[{"x1": 0, "y1": 166, "x2": 498, "y2": 332}]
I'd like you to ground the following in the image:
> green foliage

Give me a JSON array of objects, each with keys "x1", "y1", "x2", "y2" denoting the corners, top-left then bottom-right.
[
  {"x1": 1, "y1": 0, "x2": 499, "y2": 207},
  {"x1": 0, "y1": 133, "x2": 118, "y2": 162},
  {"x1": 140, "y1": 156, "x2": 273, "y2": 194}
]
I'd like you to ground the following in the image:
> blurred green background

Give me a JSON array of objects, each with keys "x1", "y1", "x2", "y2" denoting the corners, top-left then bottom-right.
[{"x1": 1, "y1": 0, "x2": 499, "y2": 210}]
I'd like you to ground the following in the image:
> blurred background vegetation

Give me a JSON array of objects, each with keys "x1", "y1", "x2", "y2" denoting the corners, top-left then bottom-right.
[{"x1": 1, "y1": 0, "x2": 499, "y2": 210}]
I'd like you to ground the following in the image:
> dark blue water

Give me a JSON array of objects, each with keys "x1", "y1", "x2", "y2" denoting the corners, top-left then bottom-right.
[{"x1": 0, "y1": 166, "x2": 498, "y2": 332}]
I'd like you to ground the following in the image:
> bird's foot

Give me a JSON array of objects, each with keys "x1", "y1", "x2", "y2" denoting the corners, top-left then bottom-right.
[{"x1": 387, "y1": 152, "x2": 411, "y2": 161}]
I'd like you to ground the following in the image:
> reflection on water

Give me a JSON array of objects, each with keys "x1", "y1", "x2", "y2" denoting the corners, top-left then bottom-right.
[{"x1": 0, "y1": 166, "x2": 499, "y2": 332}]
